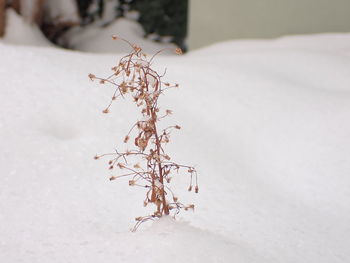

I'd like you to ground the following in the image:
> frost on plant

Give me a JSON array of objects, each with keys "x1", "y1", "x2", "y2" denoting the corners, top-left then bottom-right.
[{"x1": 90, "y1": 36, "x2": 198, "y2": 231}]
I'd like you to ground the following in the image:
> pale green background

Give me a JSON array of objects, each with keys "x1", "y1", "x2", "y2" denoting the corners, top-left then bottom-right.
[{"x1": 188, "y1": 0, "x2": 350, "y2": 49}]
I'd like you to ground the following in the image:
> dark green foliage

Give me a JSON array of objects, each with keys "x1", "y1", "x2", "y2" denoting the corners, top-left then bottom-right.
[
  {"x1": 119, "y1": 0, "x2": 188, "y2": 51},
  {"x1": 28, "y1": 0, "x2": 188, "y2": 51},
  {"x1": 76, "y1": 0, "x2": 104, "y2": 24}
]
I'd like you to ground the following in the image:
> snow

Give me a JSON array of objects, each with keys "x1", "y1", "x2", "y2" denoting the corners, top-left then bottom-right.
[
  {"x1": 0, "y1": 9, "x2": 52, "y2": 47},
  {"x1": 1, "y1": 33, "x2": 350, "y2": 262},
  {"x1": 66, "y1": 17, "x2": 176, "y2": 53},
  {"x1": 45, "y1": 0, "x2": 80, "y2": 23}
]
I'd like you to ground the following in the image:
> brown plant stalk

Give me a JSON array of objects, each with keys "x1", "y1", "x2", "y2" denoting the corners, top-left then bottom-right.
[{"x1": 90, "y1": 36, "x2": 198, "y2": 231}]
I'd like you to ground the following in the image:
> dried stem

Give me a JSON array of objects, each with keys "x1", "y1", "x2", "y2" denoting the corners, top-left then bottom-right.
[{"x1": 91, "y1": 36, "x2": 198, "y2": 230}]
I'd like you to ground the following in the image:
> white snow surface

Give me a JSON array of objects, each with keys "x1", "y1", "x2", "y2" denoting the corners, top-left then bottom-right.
[{"x1": 1, "y1": 33, "x2": 350, "y2": 262}]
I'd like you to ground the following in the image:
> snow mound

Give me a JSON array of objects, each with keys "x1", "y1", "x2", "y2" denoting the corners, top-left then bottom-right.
[
  {"x1": 1, "y1": 34, "x2": 350, "y2": 262},
  {"x1": 67, "y1": 18, "x2": 176, "y2": 54},
  {"x1": 113, "y1": 218, "x2": 262, "y2": 263},
  {"x1": 0, "y1": 9, "x2": 52, "y2": 47}
]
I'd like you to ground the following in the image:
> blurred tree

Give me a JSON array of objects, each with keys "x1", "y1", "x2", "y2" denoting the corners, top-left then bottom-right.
[
  {"x1": 10, "y1": 0, "x2": 20, "y2": 14},
  {"x1": 76, "y1": 0, "x2": 104, "y2": 24},
  {"x1": 0, "y1": 0, "x2": 5, "y2": 37},
  {"x1": 33, "y1": 0, "x2": 46, "y2": 26},
  {"x1": 119, "y1": 0, "x2": 188, "y2": 50},
  {"x1": 1, "y1": 0, "x2": 188, "y2": 51}
]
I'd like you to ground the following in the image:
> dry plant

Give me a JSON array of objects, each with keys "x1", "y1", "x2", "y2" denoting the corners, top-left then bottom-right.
[{"x1": 89, "y1": 36, "x2": 198, "y2": 231}]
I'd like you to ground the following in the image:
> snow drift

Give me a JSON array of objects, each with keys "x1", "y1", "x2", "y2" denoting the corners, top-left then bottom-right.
[{"x1": 1, "y1": 33, "x2": 350, "y2": 262}]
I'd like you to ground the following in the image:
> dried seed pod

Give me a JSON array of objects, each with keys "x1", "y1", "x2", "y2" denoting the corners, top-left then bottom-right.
[
  {"x1": 124, "y1": 136, "x2": 130, "y2": 143},
  {"x1": 175, "y1": 48, "x2": 183, "y2": 55},
  {"x1": 129, "y1": 180, "x2": 135, "y2": 186},
  {"x1": 88, "y1": 73, "x2": 96, "y2": 80},
  {"x1": 188, "y1": 204, "x2": 195, "y2": 210},
  {"x1": 195, "y1": 186, "x2": 199, "y2": 193},
  {"x1": 133, "y1": 45, "x2": 141, "y2": 52},
  {"x1": 117, "y1": 163, "x2": 125, "y2": 169}
]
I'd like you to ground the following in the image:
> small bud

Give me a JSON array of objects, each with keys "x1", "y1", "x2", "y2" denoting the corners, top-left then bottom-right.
[
  {"x1": 195, "y1": 186, "x2": 199, "y2": 193},
  {"x1": 175, "y1": 48, "x2": 183, "y2": 55},
  {"x1": 188, "y1": 186, "x2": 192, "y2": 192},
  {"x1": 102, "y1": 108, "x2": 109, "y2": 114},
  {"x1": 94, "y1": 155, "x2": 99, "y2": 160},
  {"x1": 173, "y1": 197, "x2": 178, "y2": 202},
  {"x1": 88, "y1": 73, "x2": 96, "y2": 80},
  {"x1": 133, "y1": 45, "x2": 141, "y2": 52},
  {"x1": 134, "y1": 163, "x2": 141, "y2": 169},
  {"x1": 135, "y1": 216, "x2": 142, "y2": 221},
  {"x1": 129, "y1": 180, "x2": 135, "y2": 186},
  {"x1": 185, "y1": 204, "x2": 195, "y2": 211},
  {"x1": 109, "y1": 165, "x2": 113, "y2": 170},
  {"x1": 166, "y1": 109, "x2": 173, "y2": 115},
  {"x1": 99, "y1": 79, "x2": 105, "y2": 84},
  {"x1": 117, "y1": 163, "x2": 125, "y2": 169},
  {"x1": 109, "y1": 176, "x2": 117, "y2": 181},
  {"x1": 111, "y1": 35, "x2": 118, "y2": 40},
  {"x1": 188, "y1": 204, "x2": 195, "y2": 210},
  {"x1": 175, "y1": 125, "x2": 181, "y2": 129},
  {"x1": 124, "y1": 135, "x2": 130, "y2": 143},
  {"x1": 108, "y1": 160, "x2": 113, "y2": 165}
]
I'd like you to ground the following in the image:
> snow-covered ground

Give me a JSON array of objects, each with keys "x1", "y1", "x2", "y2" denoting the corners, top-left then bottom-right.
[{"x1": 1, "y1": 33, "x2": 350, "y2": 262}]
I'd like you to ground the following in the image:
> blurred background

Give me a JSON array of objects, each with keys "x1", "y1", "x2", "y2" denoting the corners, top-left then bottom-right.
[{"x1": 0, "y1": 0, "x2": 350, "y2": 52}]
